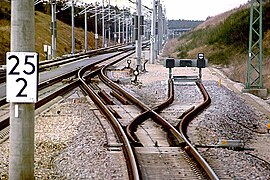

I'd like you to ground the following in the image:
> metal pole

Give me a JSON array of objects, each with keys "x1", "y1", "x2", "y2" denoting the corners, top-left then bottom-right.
[
  {"x1": 129, "y1": 15, "x2": 132, "y2": 43},
  {"x1": 102, "y1": 0, "x2": 105, "y2": 47},
  {"x1": 199, "y1": 68, "x2": 202, "y2": 81},
  {"x1": 118, "y1": 15, "x2": 121, "y2": 43},
  {"x1": 136, "y1": 0, "x2": 142, "y2": 70},
  {"x1": 169, "y1": 68, "x2": 172, "y2": 79},
  {"x1": 84, "y1": 7, "x2": 88, "y2": 51},
  {"x1": 51, "y1": 0, "x2": 56, "y2": 58},
  {"x1": 108, "y1": 0, "x2": 111, "y2": 46},
  {"x1": 131, "y1": 14, "x2": 134, "y2": 43},
  {"x1": 9, "y1": 0, "x2": 35, "y2": 178},
  {"x1": 104, "y1": 26, "x2": 107, "y2": 47},
  {"x1": 158, "y1": 1, "x2": 163, "y2": 53},
  {"x1": 154, "y1": 2, "x2": 158, "y2": 59},
  {"x1": 122, "y1": 11, "x2": 125, "y2": 44},
  {"x1": 162, "y1": 15, "x2": 166, "y2": 42},
  {"x1": 144, "y1": 18, "x2": 147, "y2": 40},
  {"x1": 157, "y1": 2, "x2": 160, "y2": 53},
  {"x1": 114, "y1": 12, "x2": 117, "y2": 45},
  {"x1": 165, "y1": 11, "x2": 168, "y2": 40},
  {"x1": 163, "y1": 7, "x2": 168, "y2": 41},
  {"x1": 71, "y1": 1, "x2": 75, "y2": 54},
  {"x1": 150, "y1": 0, "x2": 156, "y2": 64},
  {"x1": 95, "y1": 4, "x2": 98, "y2": 49},
  {"x1": 246, "y1": 0, "x2": 263, "y2": 89},
  {"x1": 126, "y1": 18, "x2": 128, "y2": 44}
]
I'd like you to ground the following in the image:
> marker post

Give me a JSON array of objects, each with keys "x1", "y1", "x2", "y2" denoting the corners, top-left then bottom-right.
[{"x1": 8, "y1": 0, "x2": 37, "y2": 179}]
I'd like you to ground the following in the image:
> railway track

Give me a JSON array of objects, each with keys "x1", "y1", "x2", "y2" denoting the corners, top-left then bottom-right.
[
  {"x1": 125, "y1": 81, "x2": 218, "y2": 179},
  {"x1": 76, "y1": 47, "x2": 219, "y2": 179},
  {"x1": 0, "y1": 44, "x2": 133, "y2": 85},
  {"x1": 0, "y1": 70, "x2": 5, "y2": 84},
  {"x1": 0, "y1": 43, "x2": 268, "y2": 178},
  {"x1": 78, "y1": 50, "x2": 140, "y2": 179},
  {"x1": 0, "y1": 44, "x2": 137, "y2": 135},
  {"x1": 0, "y1": 43, "x2": 221, "y2": 179},
  {"x1": 0, "y1": 46, "x2": 143, "y2": 178}
]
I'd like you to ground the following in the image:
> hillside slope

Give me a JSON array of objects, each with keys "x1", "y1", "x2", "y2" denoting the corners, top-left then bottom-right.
[
  {"x1": 0, "y1": 6, "x2": 101, "y2": 64},
  {"x1": 163, "y1": 2, "x2": 270, "y2": 92},
  {"x1": 34, "y1": 11, "x2": 99, "y2": 60}
]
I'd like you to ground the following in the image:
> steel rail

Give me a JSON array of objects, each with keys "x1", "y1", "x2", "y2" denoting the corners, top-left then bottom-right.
[
  {"x1": 97, "y1": 51, "x2": 183, "y2": 144},
  {"x1": 97, "y1": 53, "x2": 217, "y2": 178},
  {"x1": 0, "y1": 50, "x2": 126, "y2": 130},
  {"x1": 0, "y1": 69, "x2": 79, "y2": 107},
  {"x1": 99, "y1": 55, "x2": 150, "y2": 112},
  {"x1": 0, "y1": 48, "x2": 127, "y2": 107},
  {"x1": 0, "y1": 71, "x2": 5, "y2": 84},
  {"x1": 125, "y1": 78, "x2": 175, "y2": 144},
  {"x1": 77, "y1": 53, "x2": 140, "y2": 180},
  {"x1": 100, "y1": 63, "x2": 218, "y2": 180},
  {"x1": 178, "y1": 81, "x2": 211, "y2": 137},
  {"x1": 177, "y1": 81, "x2": 218, "y2": 180},
  {"x1": 39, "y1": 45, "x2": 124, "y2": 71},
  {"x1": 0, "y1": 44, "x2": 129, "y2": 85},
  {"x1": 0, "y1": 77, "x2": 80, "y2": 132},
  {"x1": 100, "y1": 66, "x2": 217, "y2": 179},
  {"x1": 0, "y1": 66, "x2": 102, "y2": 132}
]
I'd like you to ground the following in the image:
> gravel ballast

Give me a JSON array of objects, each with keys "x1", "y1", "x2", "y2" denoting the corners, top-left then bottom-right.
[
  {"x1": 130, "y1": 63, "x2": 270, "y2": 179},
  {"x1": 0, "y1": 60, "x2": 269, "y2": 179}
]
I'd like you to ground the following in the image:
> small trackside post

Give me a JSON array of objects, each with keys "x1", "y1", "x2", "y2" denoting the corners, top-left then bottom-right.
[
  {"x1": 197, "y1": 53, "x2": 206, "y2": 82},
  {"x1": 165, "y1": 58, "x2": 175, "y2": 79}
]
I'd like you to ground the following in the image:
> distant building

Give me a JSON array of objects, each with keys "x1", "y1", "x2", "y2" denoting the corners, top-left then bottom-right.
[{"x1": 167, "y1": 20, "x2": 203, "y2": 38}]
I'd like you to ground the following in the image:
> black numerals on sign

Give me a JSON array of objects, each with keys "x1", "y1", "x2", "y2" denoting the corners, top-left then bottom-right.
[
  {"x1": 16, "y1": 78, "x2": 27, "y2": 97},
  {"x1": 8, "y1": 55, "x2": 35, "y2": 97},
  {"x1": 8, "y1": 55, "x2": 20, "y2": 75},
  {"x1": 23, "y1": 55, "x2": 35, "y2": 75}
]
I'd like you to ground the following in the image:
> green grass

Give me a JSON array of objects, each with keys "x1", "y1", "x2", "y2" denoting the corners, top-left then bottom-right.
[
  {"x1": 206, "y1": 8, "x2": 250, "y2": 48},
  {"x1": 173, "y1": 2, "x2": 270, "y2": 91},
  {"x1": 175, "y1": 3, "x2": 270, "y2": 65},
  {"x1": 177, "y1": 2, "x2": 270, "y2": 65}
]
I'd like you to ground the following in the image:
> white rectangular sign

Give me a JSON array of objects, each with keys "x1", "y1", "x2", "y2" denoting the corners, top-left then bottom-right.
[
  {"x1": 6, "y1": 52, "x2": 38, "y2": 103},
  {"x1": 43, "y1": 45, "x2": 48, "y2": 52}
]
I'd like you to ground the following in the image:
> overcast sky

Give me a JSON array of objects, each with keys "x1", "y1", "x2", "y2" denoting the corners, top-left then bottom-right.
[
  {"x1": 83, "y1": 0, "x2": 249, "y2": 20},
  {"x1": 163, "y1": 0, "x2": 249, "y2": 20}
]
